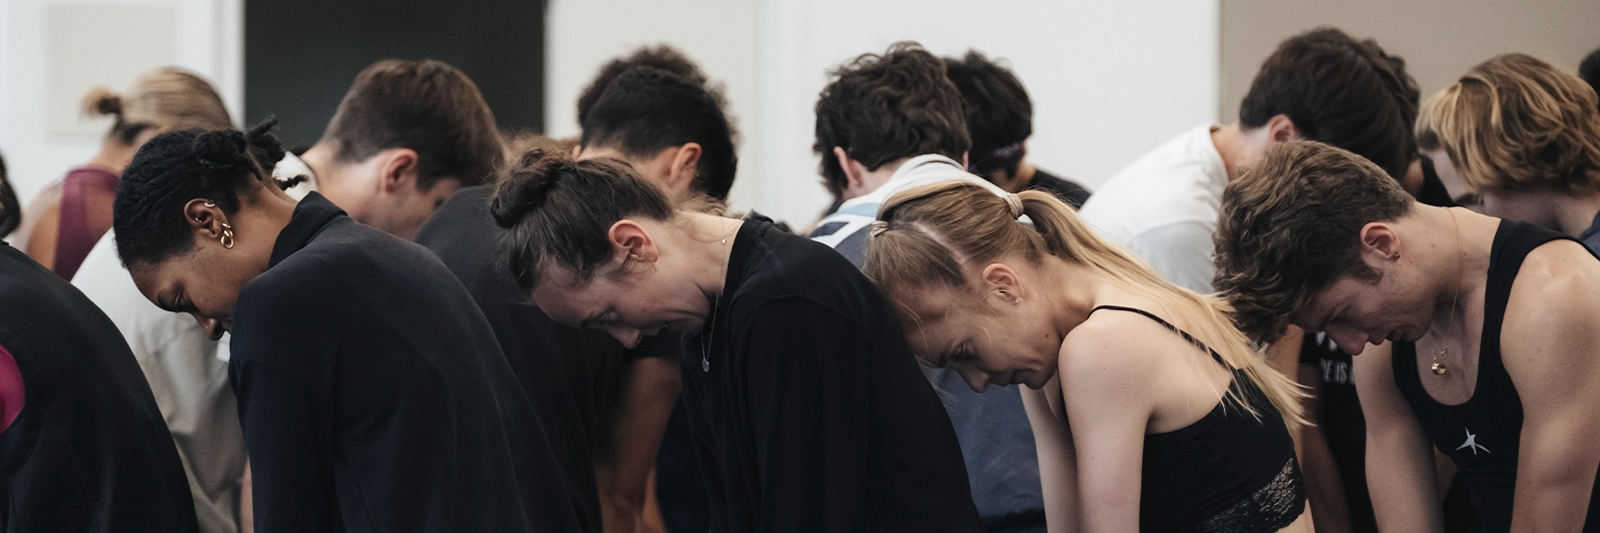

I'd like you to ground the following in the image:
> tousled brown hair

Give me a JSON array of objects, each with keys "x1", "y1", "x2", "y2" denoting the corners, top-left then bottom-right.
[
  {"x1": 867, "y1": 182, "x2": 1306, "y2": 428},
  {"x1": 1214, "y1": 140, "x2": 1414, "y2": 345},
  {"x1": 321, "y1": 59, "x2": 502, "y2": 190},
  {"x1": 1415, "y1": 53, "x2": 1600, "y2": 195}
]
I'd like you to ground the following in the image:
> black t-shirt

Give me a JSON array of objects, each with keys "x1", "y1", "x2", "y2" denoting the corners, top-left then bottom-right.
[
  {"x1": 231, "y1": 193, "x2": 579, "y2": 532},
  {"x1": 682, "y1": 216, "x2": 982, "y2": 532},
  {"x1": 1029, "y1": 168, "x2": 1091, "y2": 209},
  {"x1": 0, "y1": 243, "x2": 199, "y2": 532},
  {"x1": 417, "y1": 185, "x2": 683, "y2": 533}
]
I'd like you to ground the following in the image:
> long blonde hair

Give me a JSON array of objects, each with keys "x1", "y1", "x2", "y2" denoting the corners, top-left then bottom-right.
[
  {"x1": 865, "y1": 181, "x2": 1307, "y2": 428},
  {"x1": 81, "y1": 67, "x2": 232, "y2": 145}
]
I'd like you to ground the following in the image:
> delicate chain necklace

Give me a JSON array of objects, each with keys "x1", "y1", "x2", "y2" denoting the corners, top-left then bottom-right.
[
  {"x1": 1432, "y1": 208, "x2": 1465, "y2": 376},
  {"x1": 701, "y1": 233, "x2": 732, "y2": 373}
]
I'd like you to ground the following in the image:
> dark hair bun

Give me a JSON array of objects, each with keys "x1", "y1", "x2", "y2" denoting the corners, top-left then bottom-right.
[
  {"x1": 490, "y1": 148, "x2": 574, "y2": 228},
  {"x1": 191, "y1": 129, "x2": 250, "y2": 171}
]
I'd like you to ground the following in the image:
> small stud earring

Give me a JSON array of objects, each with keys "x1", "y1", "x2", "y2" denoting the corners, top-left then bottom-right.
[{"x1": 220, "y1": 223, "x2": 235, "y2": 249}]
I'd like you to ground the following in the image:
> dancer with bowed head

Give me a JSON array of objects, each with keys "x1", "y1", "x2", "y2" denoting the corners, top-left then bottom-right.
[
  {"x1": 111, "y1": 125, "x2": 579, "y2": 532},
  {"x1": 1214, "y1": 140, "x2": 1600, "y2": 533},
  {"x1": 489, "y1": 149, "x2": 983, "y2": 533},
  {"x1": 864, "y1": 181, "x2": 1312, "y2": 533}
]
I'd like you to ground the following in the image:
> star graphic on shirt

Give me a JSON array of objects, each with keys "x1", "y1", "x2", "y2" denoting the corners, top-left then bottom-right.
[{"x1": 1456, "y1": 428, "x2": 1490, "y2": 455}]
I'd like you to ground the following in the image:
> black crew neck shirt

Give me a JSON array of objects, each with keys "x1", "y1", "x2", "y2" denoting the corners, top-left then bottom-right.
[
  {"x1": 682, "y1": 216, "x2": 981, "y2": 533},
  {"x1": 230, "y1": 192, "x2": 579, "y2": 533},
  {"x1": 0, "y1": 243, "x2": 199, "y2": 532}
]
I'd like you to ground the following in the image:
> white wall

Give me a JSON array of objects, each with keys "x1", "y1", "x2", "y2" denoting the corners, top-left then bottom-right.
[
  {"x1": 548, "y1": 0, "x2": 1220, "y2": 227},
  {"x1": 0, "y1": 0, "x2": 242, "y2": 207}
]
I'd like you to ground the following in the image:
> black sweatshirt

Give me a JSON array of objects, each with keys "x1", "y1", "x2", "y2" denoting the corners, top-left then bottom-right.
[
  {"x1": 682, "y1": 216, "x2": 982, "y2": 533},
  {"x1": 228, "y1": 193, "x2": 579, "y2": 532},
  {"x1": 417, "y1": 185, "x2": 680, "y2": 533},
  {"x1": 0, "y1": 242, "x2": 199, "y2": 532}
]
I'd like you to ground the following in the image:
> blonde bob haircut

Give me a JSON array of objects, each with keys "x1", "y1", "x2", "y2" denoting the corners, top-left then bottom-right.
[
  {"x1": 1416, "y1": 53, "x2": 1600, "y2": 195},
  {"x1": 864, "y1": 181, "x2": 1306, "y2": 429}
]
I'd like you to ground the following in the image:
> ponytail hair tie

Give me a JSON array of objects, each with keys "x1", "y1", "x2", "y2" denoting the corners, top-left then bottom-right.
[
  {"x1": 1003, "y1": 192, "x2": 1024, "y2": 219},
  {"x1": 870, "y1": 220, "x2": 891, "y2": 238}
]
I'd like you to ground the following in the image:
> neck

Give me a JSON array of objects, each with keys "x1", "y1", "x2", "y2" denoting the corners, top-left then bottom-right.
[
  {"x1": 298, "y1": 143, "x2": 365, "y2": 215},
  {"x1": 843, "y1": 156, "x2": 913, "y2": 200},
  {"x1": 1210, "y1": 122, "x2": 1257, "y2": 182},
  {"x1": 1549, "y1": 193, "x2": 1600, "y2": 237},
  {"x1": 1419, "y1": 206, "x2": 1496, "y2": 339},
  {"x1": 1003, "y1": 162, "x2": 1038, "y2": 193},
  {"x1": 1041, "y1": 259, "x2": 1118, "y2": 338},
  {"x1": 678, "y1": 212, "x2": 745, "y2": 305}
]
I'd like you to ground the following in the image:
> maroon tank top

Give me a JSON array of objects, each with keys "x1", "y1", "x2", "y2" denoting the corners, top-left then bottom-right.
[{"x1": 53, "y1": 166, "x2": 120, "y2": 280}]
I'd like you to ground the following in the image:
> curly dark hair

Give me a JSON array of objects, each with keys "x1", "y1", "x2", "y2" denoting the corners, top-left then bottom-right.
[
  {"x1": 813, "y1": 41, "x2": 969, "y2": 201},
  {"x1": 113, "y1": 120, "x2": 299, "y2": 267},
  {"x1": 0, "y1": 151, "x2": 18, "y2": 237},
  {"x1": 1239, "y1": 27, "x2": 1419, "y2": 181},
  {"x1": 1213, "y1": 140, "x2": 1414, "y2": 344},
  {"x1": 944, "y1": 50, "x2": 1031, "y2": 178},
  {"x1": 580, "y1": 65, "x2": 739, "y2": 201},
  {"x1": 576, "y1": 45, "x2": 709, "y2": 126},
  {"x1": 490, "y1": 148, "x2": 673, "y2": 291}
]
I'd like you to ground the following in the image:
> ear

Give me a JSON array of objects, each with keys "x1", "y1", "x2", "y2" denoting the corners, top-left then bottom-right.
[
  {"x1": 607, "y1": 219, "x2": 659, "y2": 271},
  {"x1": 834, "y1": 146, "x2": 866, "y2": 190},
  {"x1": 1264, "y1": 114, "x2": 1302, "y2": 147},
  {"x1": 980, "y1": 262, "x2": 1025, "y2": 306},
  {"x1": 1358, "y1": 222, "x2": 1402, "y2": 266},
  {"x1": 662, "y1": 142, "x2": 703, "y2": 193},
  {"x1": 182, "y1": 198, "x2": 231, "y2": 246},
  {"x1": 376, "y1": 148, "x2": 421, "y2": 193}
]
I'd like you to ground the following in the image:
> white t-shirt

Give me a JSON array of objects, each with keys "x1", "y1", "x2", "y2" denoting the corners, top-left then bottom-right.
[
  {"x1": 67, "y1": 153, "x2": 319, "y2": 533},
  {"x1": 809, "y1": 154, "x2": 1008, "y2": 267},
  {"x1": 1078, "y1": 123, "x2": 1227, "y2": 294}
]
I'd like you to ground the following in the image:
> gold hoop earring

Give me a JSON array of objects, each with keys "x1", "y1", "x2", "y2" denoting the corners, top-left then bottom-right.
[{"x1": 220, "y1": 223, "x2": 235, "y2": 249}]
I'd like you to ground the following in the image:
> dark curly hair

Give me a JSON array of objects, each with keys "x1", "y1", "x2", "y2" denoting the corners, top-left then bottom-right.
[
  {"x1": 944, "y1": 50, "x2": 1032, "y2": 178},
  {"x1": 0, "y1": 151, "x2": 19, "y2": 237},
  {"x1": 576, "y1": 45, "x2": 709, "y2": 127},
  {"x1": 490, "y1": 148, "x2": 673, "y2": 291},
  {"x1": 813, "y1": 41, "x2": 970, "y2": 201},
  {"x1": 113, "y1": 119, "x2": 301, "y2": 267},
  {"x1": 1239, "y1": 27, "x2": 1419, "y2": 181},
  {"x1": 580, "y1": 66, "x2": 739, "y2": 201}
]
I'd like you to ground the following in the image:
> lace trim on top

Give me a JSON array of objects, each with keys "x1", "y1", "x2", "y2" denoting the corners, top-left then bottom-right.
[{"x1": 1198, "y1": 457, "x2": 1306, "y2": 532}]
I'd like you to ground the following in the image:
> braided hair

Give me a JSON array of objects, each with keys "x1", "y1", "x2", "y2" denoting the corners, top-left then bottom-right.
[{"x1": 113, "y1": 119, "x2": 303, "y2": 267}]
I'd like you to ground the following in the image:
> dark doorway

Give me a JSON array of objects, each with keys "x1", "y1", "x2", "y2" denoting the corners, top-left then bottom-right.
[{"x1": 245, "y1": 0, "x2": 546, "y2": 150}]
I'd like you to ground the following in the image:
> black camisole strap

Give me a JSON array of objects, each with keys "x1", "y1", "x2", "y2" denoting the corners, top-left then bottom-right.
[{"x1": 1089, "y1": 305, "x2": 1229, "y2": 368}]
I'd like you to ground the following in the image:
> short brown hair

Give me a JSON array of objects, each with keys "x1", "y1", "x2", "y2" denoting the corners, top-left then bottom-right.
[
  {"x1": 1239, "y1": 27, "x2": 1418, "y2": 181},
  {"x1": 1415, "y1": 53, "x2": 1600, "y2": 196},
  {"x1": 813, "y1": 42, "x2": 969, "y2": 201},
  {"x1": 321, "y1": 59, "x2": 502, "y2": 189},
  {"x1": 1214, "y1": 141, "x2": 1414, "y2": 344}
]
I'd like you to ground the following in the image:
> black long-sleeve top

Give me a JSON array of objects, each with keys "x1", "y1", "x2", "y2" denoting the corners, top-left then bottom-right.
[
  {"x1": 682, "y1": 216, "x2": 982, "y2": 533},
  {"x1": 228, "y1": 193, "x2": 579, "y2": 532},
  {"x1": 0, "y1": 242, "x2": 198, "y2": 532},
  {"x1": 417, "y1": 185, "x2": 679, "y2": 533}
]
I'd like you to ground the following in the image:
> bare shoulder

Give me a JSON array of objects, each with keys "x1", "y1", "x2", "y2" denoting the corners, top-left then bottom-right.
[
  {"x1": 1057, "y1": 310, "x2": 1169, "y2": 395},
  {"x1": 1509, "y1": 240, "x2": 1600, "y2": 325}
]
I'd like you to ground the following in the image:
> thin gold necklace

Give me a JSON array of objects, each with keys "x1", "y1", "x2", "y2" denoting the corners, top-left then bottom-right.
[
  {"x1": 1432, "y1": 208, "x2": 1464, "y2": 376},
  {"x1": 701, "y1": 232, "x2": 732, "y2": 373}
]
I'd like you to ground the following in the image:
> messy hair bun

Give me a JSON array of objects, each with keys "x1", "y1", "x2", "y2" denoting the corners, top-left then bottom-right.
[
  {"x1": 82, "y1": 86, "x2": 123, "y2": 117},
  {"x1": 490, "y1": 148, "x2": 674, "y2": 291}
]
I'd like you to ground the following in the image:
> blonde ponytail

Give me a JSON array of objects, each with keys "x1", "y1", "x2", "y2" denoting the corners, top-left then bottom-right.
[{"x1": 869, "y1": 182, "x2": 1307, "y2": 429}]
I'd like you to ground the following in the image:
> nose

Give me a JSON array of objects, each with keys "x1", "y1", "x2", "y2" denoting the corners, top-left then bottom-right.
[
  {"x1": 1326, "y1": 327, "x2": 1369, "y2": 356},
  {"x1": 193, "y1": 314, "x2": 226, "y2": 341},
  {"x1": 607, "y1": 327, "x2": 643, "y2": 349},
  {"x1": 957, "y1": 366, "x2": 991, "y2": 393}
]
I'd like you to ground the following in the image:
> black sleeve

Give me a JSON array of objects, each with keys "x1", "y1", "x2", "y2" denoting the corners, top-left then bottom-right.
[{"x1": 736, "y1": 298, "x2": 873, "y2": 533}]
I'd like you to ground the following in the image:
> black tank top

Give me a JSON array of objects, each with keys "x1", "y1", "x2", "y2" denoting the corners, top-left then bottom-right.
[
  {"x1": 1086, "y1": 306, "x2": 1305, "y2": 532},
  {"x1": 1392, "y1": 220, "x2": 1600, "y2": 533}
]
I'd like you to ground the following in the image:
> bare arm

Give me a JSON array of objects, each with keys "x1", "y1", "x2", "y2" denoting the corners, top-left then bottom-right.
[
  {"x1": 1022, "y1": 377, "x2": 1080, "y2": 533},
  {"x1": 1501, "y1": 243, "x2": 1600, "y2": 532},
  {"x1": 596, "y1": 356, "x2": 681, "y2": 533},
  {"x1": 1353, "y1": 342, "x2": 1444, "y2": 532},
  {"x1": 1295, "y1": 356, "x2": 1355, "y2": 533},
  {"x1": 1058, "y1": 328, "x2": 1157, "y2": 532}
]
